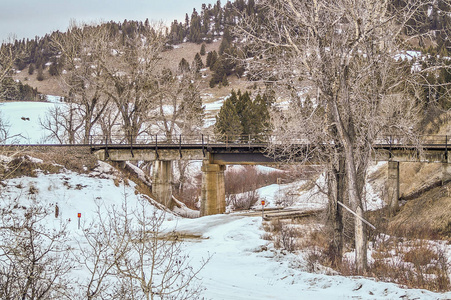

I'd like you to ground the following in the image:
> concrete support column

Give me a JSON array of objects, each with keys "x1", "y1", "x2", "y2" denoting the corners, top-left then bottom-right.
[
  {"x1": 387, "y1": 161, "x2": 400, "y2": 215},
  {"x1": 152, "y1": 160, "x2": 173, "y2": 208},
  {"x1": 201, "y1": 161, "x2": 226, "y2": 216}
]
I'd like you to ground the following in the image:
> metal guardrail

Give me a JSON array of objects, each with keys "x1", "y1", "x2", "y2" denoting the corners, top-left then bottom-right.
[
  {"x1": 88, "y1": 134, "x2": 271, "y2": 148},
  {"x1": 1, "y1": 134, "x2": 449, "y2": 150},
  {"x1": 88, "y1": 134, "x2": 450, "y2": 147}
]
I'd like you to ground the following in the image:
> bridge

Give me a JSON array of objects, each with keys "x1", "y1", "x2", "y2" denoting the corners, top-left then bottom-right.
[{"x1": 88, "y1": 134, "x2": 451, "y2": 216}]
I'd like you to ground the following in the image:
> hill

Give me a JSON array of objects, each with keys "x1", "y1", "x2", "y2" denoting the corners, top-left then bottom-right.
[{"x1": 0, "y1": 147, "x2": 450, "y2": 298}]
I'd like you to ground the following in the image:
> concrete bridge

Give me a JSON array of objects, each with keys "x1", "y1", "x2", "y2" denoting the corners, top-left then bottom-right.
[{"x1": 89, "y1": 135, "x2": 451, "y2": 216}]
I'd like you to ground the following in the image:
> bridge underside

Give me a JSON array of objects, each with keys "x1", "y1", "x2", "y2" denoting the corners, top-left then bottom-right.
[
  {"x1": 93, "y1": 148, "x2": 280, "y2": 165},
  {"x1": 93, "y1": 146, "x2": 449, "y2": 164},
  {"x1": 92, "y1": 144, "x2": 450, "y2": 217}
]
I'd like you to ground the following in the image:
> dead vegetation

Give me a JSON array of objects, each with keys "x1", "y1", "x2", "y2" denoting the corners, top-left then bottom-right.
[{"x1": 260, "y1": 162, "x2": 451, "y2": 292}]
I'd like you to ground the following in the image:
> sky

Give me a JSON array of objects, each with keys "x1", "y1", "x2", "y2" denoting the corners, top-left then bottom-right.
[{"x1": 0, "y1": 0, "x2": 213, "y2": 42}]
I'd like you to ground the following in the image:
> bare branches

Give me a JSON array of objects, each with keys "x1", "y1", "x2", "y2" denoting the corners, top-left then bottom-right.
[
  {"x1": 0, "y1": 197, "x2": 72, "y2": 299},
  {"x1": 0, "y1": 36, "x2": 16, "y2": 100},
  {"x1": 235, "y1": 0, "x2": 451, "y2": 273},
  {"x1": 75, "y1": 196, "x2": 209, "y2": 299}
]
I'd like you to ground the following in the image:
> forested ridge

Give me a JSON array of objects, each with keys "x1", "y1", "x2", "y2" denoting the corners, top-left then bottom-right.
[{"x1": 1, "y1": 0, "x2": 450, "y2": 105}]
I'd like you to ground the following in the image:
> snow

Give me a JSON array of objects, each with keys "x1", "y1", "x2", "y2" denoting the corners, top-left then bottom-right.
[
  {"x1": 0, "y1": 156, "x2": 450, "y2": 299},
  {"x1": 0, "y1": 101, "x2": 61, "y2": 144},
  {"x1": 204, "y1": 98, "x2": 225, "y2": 111},
  {"x1": 394, "y1": 50, "x2": 422, "y2": 61},
  {"x1": 0, "y1": 100, "x2": 450, "y2": 298}
]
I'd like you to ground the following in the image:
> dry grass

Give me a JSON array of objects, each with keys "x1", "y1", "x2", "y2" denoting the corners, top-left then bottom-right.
[
  {"x1": 11, "y1": 39, "x2": 264, "y2": 124},
  {"x1": 13, "y1": 69, "x2": 63, "y2": 96},
  {"x1": 367, "y1": 237, "x2": 450, "y2": 292},
  {"x1": 400, "y1": 162, "x2": 443, "y2": 198},
  {"x1": 389, "y1": 180, "x2": 451, "y2": 239},
  {"x1": 0, "y1": 146, "x2": 97, "y2": 181}
]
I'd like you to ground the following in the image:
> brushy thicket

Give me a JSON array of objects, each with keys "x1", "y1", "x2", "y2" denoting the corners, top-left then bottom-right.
[{"x1": 261, "y1": 207, "x2": 451, "y2": 292}]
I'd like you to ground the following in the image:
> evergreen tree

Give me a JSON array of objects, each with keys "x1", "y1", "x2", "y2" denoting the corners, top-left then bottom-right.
[
  {"x1": 36, "y1": 65, "x2": 44, "y2": 81},
  {"x1": 215, "y1": 90, "x2": 271, "y2": 141},
  {"x1": 189, "y1": 9, "x2": 203, "y2": 43},
  {"x1": 252, "y1": 93, "x2": 271, "y2": 137},
  {"x1": 28, "y1": 63, "x2": 35, "y2": 75},
  {"x1": 48, "y1": 58, "x2": 59, "y2": 76},
  {"x1": 200, "y1": 43, "x2": 206, "y2": 56},
  {"x1": 206, "y1": 50, "x2": 218, "y2": 68},
  {"x1": 221, "y1": 74, "x2": 229, "y2": 86},
  {"x1": 210, "y1": 57, "x2": 226, "y2": 87},
  {"x1": 218, "y1": 38, "x2": 230, "y2": 55},
  {"x1": 235, "y1": 91, "x2": 253, "y2": 135},
  {"x1": 214, "y1": 96, "x2": 243, "y2": 140},
  {"x1": 178, "y1": 58, "x2": 191, "y2": 73},
  {"x1": 193, "y1": 53, "x2": 204, "y2": 72}
]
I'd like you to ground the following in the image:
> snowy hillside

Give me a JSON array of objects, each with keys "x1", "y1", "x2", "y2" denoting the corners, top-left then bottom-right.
[
  {"x1": 0, "y1": 158, "x2": 450, "y2": 299},
  {"x1": 1, "y1": 100, "x2": 451, "y2": 298}
]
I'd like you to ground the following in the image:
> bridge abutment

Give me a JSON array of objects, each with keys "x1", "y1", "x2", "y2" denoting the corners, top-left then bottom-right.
[
  {"x1": 387, "y1": 161, "x2": 400, "y2": 215},
  {"x1": 152, "y1": 160, "x2": 173, "y2": 208},
  {"x1": 200, "y1": 161, "x2": 226, "y2": 216}
]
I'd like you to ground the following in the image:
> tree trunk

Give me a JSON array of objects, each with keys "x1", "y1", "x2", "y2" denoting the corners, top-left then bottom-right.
[
  {"x1": 327, "y1": 156, "x2": 345, "y2": 267},
  {"x1": 331, "y1": 100, "x2": 367, "y2": 273}
]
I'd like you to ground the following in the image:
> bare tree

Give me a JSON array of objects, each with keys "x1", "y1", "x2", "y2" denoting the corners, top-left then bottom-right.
[
  {"x1": 154, "y1": 68, "x2": 204, "y2": 141},
  {"x1": 40, "y1": 104, "x2": 78, "y2": 144},
  {"x1": 73, "y1": 202, "x2": 127, "y2": 300},
  {"x1": 0, "y1": 196, "x2": 72, "y2": 299},
  {"x1": 101, "y1": 25, "x2": 166, "y2": 143},
  {"x1": 72, "y1": 194, "x2": 209, "y2": 300},
  {"x1": 236, "y1": 0, "x2": 450, "y2": 272},
  {"x1": 0, "y1": 36, "x2": 16, "y2": 101},
  {"x1": 113, "y1": 198, "x2": 209, "y2": 299},
  {"x1": 51, "y1": 22, "x2": 112, "y2": 144}
]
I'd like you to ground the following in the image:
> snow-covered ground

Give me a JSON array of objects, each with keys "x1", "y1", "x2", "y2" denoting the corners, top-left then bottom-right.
[
  {"x1": 1, "y1": 100, "x2": 451, "y2": 298},
  {"x1": 1, "y1": 163, "x2": 450, "y2": 299},
  {"x1": 0, "y1": 100, "x2": 60, "y2": 143}
]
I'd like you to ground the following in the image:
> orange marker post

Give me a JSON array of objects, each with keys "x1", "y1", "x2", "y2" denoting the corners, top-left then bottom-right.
[
  {"x1": 77, "y1": 213, "x2": 81, "y2": 229},
  {"x1": 261, "y1": 200, "x2": 265, "y2": 219}
]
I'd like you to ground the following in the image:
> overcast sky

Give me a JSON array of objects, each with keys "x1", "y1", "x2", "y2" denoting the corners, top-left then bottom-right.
[{"x1": 0, "y1": 0, "x2": 213, "y2": 42}]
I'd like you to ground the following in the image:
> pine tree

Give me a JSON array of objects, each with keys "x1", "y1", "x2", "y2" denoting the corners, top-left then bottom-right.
[
  {"x1": 214, "y1": 89, "x2": 271, "y2": 142},
  {"x1": 189, "y1": 9, "x2": 203, "y2": 43},
  {"x1": 193, "y1": 53, "x2": 204, "y2": 72},
  {"x1": 178, "y1": 58, "x2": 190, "y2": 73},
  {"x1": 214, "y1": 96, "x2": 243, "y2": 140},
  {"x1": 200, "y1": 43, "x2": 206, "y2": 56},
  {"x1": 36, "y1": 65, "x2": 44, "y2": 81},
  {"x1": 28, "y1": 63, "x2": 35, "y2": 75},
  {"x1": 221, "y1": 74, "x2": 229, "y2": 86},
  {"x1": 218, "y1": 38, "x2": 230, "y2": 55},
  {"x1": 252, "y1": 93, "x2": 271, "y2": 138},
  {"x1": 235, "y1": 91, "x2": 253, "y2": 136},
  {"x1": 206, "y1": 50, "x2": 218, "y2": 68}
]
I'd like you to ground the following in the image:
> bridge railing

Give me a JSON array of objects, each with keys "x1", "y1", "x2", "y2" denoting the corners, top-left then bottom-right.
[
  {"x1": 88, "y1": 134, "x2": 272, "y2": 147},
  {"x1": 88, "y1": 134, "x2": 449, "y2": 149},
  {"x1": 374, "y1": 135, "x2": 449, "y2": 147}
]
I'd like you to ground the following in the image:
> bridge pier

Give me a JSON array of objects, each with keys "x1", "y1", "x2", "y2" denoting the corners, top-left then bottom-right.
[
  {"x1": 152, "y1": 160, "x2": 173, "y2": 208},
  {"x1": 200, "y1": 160, "x2": 226, "y2": 216},
  {"x1": 387, "y1": 161, "x2": 400, "y2": 215}
]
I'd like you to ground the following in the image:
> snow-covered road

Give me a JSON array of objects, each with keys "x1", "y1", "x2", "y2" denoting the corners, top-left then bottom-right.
[{"x1": 173, "y1": 214, "x2": 451, "y2": 300}]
